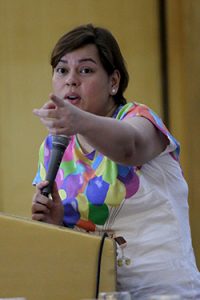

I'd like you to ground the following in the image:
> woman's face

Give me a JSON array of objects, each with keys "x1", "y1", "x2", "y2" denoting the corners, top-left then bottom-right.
[{"x1": 52, "y1": 44, "x2": 120, "y2": 116}]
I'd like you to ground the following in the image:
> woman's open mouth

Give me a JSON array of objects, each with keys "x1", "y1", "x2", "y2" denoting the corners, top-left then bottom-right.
[{"x1": 64, "y1": 94, "x2": 81, "y2": 105}]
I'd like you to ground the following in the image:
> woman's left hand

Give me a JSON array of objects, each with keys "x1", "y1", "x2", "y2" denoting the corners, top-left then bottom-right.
[{"x1": 33, "y1": 93, "x2": 83, "y2": 136}]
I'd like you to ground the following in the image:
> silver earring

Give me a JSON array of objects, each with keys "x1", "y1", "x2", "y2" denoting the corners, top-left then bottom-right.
[{"x1": 112, "y1": 88, "x2": 116, "y2": 94}]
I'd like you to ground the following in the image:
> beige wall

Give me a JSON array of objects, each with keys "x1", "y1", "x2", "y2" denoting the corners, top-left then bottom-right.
[
  {"x1": 167, "y1": 0, "x2": 200, "y2": 266},
  {"x1": 0, "y1": 0, "x2": 199, "y2": 265},
  {"x1": 0, "y1": 0, "x2": 162, "y2": 214}
]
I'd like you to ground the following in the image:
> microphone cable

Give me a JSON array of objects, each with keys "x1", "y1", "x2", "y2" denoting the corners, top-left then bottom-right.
[{"x1": 95, "y1": 232, "x2": 109, "y2": 299}]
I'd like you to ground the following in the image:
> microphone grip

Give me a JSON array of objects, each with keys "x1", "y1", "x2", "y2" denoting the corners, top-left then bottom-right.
[{"x1": 41, "y1": 146, "x2": 65, "y2": 197}]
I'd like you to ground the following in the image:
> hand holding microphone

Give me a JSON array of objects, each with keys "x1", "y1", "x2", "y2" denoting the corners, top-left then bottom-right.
[
  {"x1": 32, "y1": 135, "x2": 70, "y2": 225},
  {"x1": 32, "y1": 95, "x2": 73, "y2": 224}
]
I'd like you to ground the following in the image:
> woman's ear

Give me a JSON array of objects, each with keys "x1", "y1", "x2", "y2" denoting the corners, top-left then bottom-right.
[{"x1": 110, "y1": 69, "x2": 121, "y2": 95}]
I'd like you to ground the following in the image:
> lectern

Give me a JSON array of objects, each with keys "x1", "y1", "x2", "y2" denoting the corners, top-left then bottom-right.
[{"x1": 0, "y1": 213, "x2": 116, "y2": 300}]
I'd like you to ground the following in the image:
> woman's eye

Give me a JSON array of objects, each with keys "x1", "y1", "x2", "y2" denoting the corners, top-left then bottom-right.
[
  {"x1": 56, "y1": 67, "x2": 67, "y2": 74},
  {"x1": 80, "y1": 67, "x2": 93, "y2": 74}
]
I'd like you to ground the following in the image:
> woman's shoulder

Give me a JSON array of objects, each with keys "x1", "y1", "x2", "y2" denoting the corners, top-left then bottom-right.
[
  {"x1": 115, "y1": 101, "x2": 154, "y2": 120},
  {"x1": 116, "y1": 101, "x2": 180, "y2": 160}
]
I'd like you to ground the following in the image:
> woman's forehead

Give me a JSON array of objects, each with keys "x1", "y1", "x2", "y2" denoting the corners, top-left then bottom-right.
[{"x1": 59, "y1": 44, "x2": 100, "y2": 65}]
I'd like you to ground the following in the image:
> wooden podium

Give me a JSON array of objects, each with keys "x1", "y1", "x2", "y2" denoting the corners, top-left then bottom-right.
[{"x1": 0, "y1": 213, "x2": 116, "y2": 300}]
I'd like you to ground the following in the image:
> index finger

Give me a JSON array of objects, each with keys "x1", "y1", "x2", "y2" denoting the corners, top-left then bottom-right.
[{"x1": 49, "y1": 93, "x2": 66, "y2": 107}]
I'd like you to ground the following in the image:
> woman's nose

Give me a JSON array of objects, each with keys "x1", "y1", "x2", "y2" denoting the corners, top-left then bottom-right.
[{"x1": 65, "y1": 71, "x2": 80, "y2": 87}]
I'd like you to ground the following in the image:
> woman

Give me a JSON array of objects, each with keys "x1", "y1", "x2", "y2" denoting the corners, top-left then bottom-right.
[{"x1": 32, "y1": 24, "x2": 200, "y2": 299}]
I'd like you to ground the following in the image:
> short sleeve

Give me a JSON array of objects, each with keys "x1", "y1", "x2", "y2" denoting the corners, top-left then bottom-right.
[{"x1": 116, "y1": 102, "x2": 180, "y2": 160}]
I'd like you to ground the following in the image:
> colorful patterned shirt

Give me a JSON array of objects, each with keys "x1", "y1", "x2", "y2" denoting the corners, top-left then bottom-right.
[{"x1": 33, "y1": 102, "x2": 200, "y2": 298}]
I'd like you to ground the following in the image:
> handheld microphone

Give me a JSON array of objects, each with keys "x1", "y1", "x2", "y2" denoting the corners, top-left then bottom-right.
[{"x1": 41, "y1": 135, "x2": 70, "y2": 197}]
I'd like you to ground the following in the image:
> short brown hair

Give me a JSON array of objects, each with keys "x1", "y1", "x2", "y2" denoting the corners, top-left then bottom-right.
[{"x1": 50, "y1": 24, "x2": 129, "y2": 105}]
